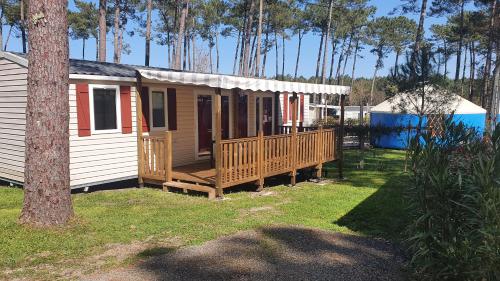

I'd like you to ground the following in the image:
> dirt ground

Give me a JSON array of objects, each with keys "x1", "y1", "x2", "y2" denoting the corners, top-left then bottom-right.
[{"x1": 82, "y1": 226, "x2": 406, "y2": 281}]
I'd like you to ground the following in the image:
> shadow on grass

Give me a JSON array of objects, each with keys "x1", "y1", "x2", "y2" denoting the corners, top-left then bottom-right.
[
  {"x1": 336, "y1": 172, "x2": 410, "y2": 242},
  {"x1": 133, "y1": 226, "x2": 404, "y2": 281}
]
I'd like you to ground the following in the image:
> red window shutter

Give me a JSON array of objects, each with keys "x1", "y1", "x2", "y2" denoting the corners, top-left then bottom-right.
[
  {"x1": 300, "y1": 94, "x2": 305, "y2": 122},
  {"x1": 140, "y1": 87, "x2": 150, "y2": 132},
  {"x1": 120, "y1": 86, "x2": 132, "y2": 134},
  {"x1": 167, "y1": 88, "x2": 177, "y2": 130},
  {"x1": 76, "y1": 83, "x2": 91, "y2": 137},
  {"x1": 283, "y1": 93, "x2": 288, "y2": 124}
]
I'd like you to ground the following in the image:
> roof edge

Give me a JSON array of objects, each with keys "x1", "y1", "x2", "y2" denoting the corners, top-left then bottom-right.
[{"x1": 0, "y1": 51, "x2": 28, "y2": 67}]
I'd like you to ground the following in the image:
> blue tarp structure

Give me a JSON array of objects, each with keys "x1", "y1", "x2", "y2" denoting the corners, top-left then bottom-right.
[{"x1": 370, "y1": 91, "x2": 486, "y2": 149}]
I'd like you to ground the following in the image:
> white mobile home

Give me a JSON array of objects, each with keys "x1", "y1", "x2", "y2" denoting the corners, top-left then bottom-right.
[{"x1": 0, "y1": 51, "x2": 349, "y2": 197}]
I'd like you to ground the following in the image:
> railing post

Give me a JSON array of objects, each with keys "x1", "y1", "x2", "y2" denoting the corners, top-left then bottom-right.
[
  {"x1": 257, "y1": 130, "x2": 264, "y2": 191},
  {"x1": 316, "y1": 126, "x2": 323, "y2": 178},
  {"x1": 164, "y1": 131, "x2": 172, "y2": 183}
]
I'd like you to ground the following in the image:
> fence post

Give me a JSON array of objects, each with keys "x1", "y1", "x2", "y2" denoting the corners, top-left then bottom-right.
[
  {"x1": 316, "y1": 126, "x2": 323, "y2": 178},
  {"x1": 164, "y1": 131, "x2": 172, "y2": 183},
  {"x1": 257, "y1": 130, "x2": 264, "y2": 191}
]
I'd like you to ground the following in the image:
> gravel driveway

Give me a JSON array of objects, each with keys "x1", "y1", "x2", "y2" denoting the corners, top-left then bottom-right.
[{"x1": 83, "y1": 226, "x2": 405, "y2": 281}]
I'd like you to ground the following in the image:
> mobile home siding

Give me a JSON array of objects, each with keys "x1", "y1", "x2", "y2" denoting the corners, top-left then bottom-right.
[
  {"x1": 0, "y1": 58, "x2": 27, "y2": 183},
  {"x1": 68, "y1": 83, "x2": 138, "y2": 187}
]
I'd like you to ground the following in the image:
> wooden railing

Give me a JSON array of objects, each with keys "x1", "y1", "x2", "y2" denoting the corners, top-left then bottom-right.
[
  {"x1": 140, "y1": 132, "x2": 172, "y2": 182},
  {"x1": 218, "y1": 128, "x2": 337, "y2": 188},
  {"x1": 220, "y1": 137, "x2": 260, "y2": 187},
  {"x1": 263, "y1": 134, "x2": 293, "y2": 177}
]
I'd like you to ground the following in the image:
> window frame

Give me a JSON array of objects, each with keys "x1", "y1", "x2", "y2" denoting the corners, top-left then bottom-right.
[
  {"x1": 89, "y1": 84, "x2": 122, "y2": 134},
  {"x1": 148, "y1": 88, "x2": 169, "y2": 131}
]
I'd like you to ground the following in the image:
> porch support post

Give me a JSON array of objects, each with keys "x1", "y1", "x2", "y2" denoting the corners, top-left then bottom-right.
[
  {"x1": 214, "y1": 87, "x2": 223, "y2": 197},
  {"x1": 291, "y1": 92, "x2": 298, "y2": 186},
  {"x1": 164, "y1": 131, "x2": 172, "y2": 183},
  {"x1": 274, "y1": 91, "x2": 280, "y2": 135},
  {"x1": 136, "y1": 71, "x2": 144, "y2": 188},
  {"x1": 338, "y1": 94, "x2": 346, "y2": 179}
]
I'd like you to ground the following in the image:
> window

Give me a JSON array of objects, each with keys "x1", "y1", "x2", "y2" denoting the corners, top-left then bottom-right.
[
  {"x1": 152, "y1": 91, "x2": 166, "y2": 128},
  {"x1": 92, "y1": 88, "x2": 119, "y2": 131}
]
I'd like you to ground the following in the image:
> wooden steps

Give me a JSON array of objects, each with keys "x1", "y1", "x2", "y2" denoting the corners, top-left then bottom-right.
[{"x1": 163, "y1": 181, "x2": 216, "y2": 199}]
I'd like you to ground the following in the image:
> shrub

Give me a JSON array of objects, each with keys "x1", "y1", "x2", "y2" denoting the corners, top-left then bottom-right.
[{"x1": 406, "y1": 118, "x2": 500, "y2": 280}]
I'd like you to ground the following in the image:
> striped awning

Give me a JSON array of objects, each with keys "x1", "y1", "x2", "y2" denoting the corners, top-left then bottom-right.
[{"x1": 138, "y1": 69, "x2": 350, "y2": 95}]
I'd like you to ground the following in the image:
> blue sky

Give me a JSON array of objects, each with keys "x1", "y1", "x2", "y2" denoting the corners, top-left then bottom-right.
[{"x1": 3, "y1": 0, "x2": 464, "y2": 79}]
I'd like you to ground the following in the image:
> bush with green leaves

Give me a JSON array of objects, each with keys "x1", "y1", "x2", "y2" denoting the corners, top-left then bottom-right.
[{"x1": 406, "y1": 118, "x2": 500, "y2": 280}]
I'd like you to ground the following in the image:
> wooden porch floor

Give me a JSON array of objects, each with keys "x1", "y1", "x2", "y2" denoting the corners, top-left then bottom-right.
[{"x1": 171, "y1": 162, "x2": 215, "y2": 186}]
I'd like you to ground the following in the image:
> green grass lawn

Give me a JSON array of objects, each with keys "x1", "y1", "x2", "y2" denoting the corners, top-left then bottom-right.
[{"x1": 0, "y1": 149, "x2": 409, "y2": 280}]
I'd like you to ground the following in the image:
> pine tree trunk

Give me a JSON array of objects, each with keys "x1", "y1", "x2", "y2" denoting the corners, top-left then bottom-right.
[
  {"x1": 328, "y1": 38, "x2": 337, "y2": 84},
  {"x1": 238, "y1": 2, "x2": 249, "y2": 75},
  {"x1": 261, "y1": 12, "x2": 270, "y2": 77},
  {"x1": 187, "y1": 33, "x2": 191, "y2": 71},
  {"x1": 174, "y1": 0, "x2": 189, "y2": 70},
  {"x1": 209, "y1": 42, "x2": 213, "y2": 74},
  {"x1": 0, "y1": 14, "x2": 3, "y2": 50},
  {"x1": 215, "y1": 32, "x2": 220, "y2": 73},
  {"x1": 394, "y1": 50, "x2": 400, "y2": 77},
  {"x1": 274, "y1": 31, "x2": 278, "y2": 78},
  {"x1": 469, "y1": 41, "x2": 475, "y2": 101},
  {"x1": 82, "y1": 38, "x2": 85, "y2": 59},
  {"x1": 461, "y1": 42, "x2": 468, "y2": 94},
  {"x1": 113, "y1": 0, "x2": 120, "y2": 64},
  {"x1": 20, "y1": 0, "x2": 27, "y2": 53},
  {"x1": 294, "y1": 30, "x2": 302, "y2": 80},
  {"x1": 248, "y1": 33, "x2": 257, "y2": 72},
  {"x1": 314, "y1": 30, "x2": 325, "y2": 83},
  {"x1": 350, "y1": 38, "x2": 359, "y2": 90},
  {"x1": 242, "y1": 0, "x2": 256, "y2": 77},
  {"x1": 255, "y1": 0, "x2": 263, "y2": 77},
  {"x1": 335, "y1": 36, "x2": 348, "y2": 84},
  {"x1": 117, "y1": 26, "x2": 123, "y2": 63},
  {"x1": 95, "y1": 35, "x2": 99, "y2": 61},
  {"x1": 444, "y1": 40, "x2": 448, "y2": 77},
  {"x1": 281, "y1": 35, "x2": 285, "y2": 79},
  {"x1": 321, "y1": 0, "x2": 334, "y2": 84},
  {"x1": 482, "y1": 0, "x2": 497, "y2": 116},
  {"x1": 454, "y1": 0, "x2": 465, "y2": 82},
  {"x1": 411, "y1": 0, "x2": 428, "y2": 75},
  {"x1": 183, "y1": 33, "x2": 187, "y2": 70},
  {"x1": 98, "y1": 0, "x2": 107, "y2": 62},
  {"x1": 3, "y1": 25, "x2": 12, "y2": 51},
  {"x1": 145, "y1": 0, "x2": 152, "y2": 66},
  {"x1": 20, "y1": 0, "x2": 73, "y2": 227},
  {"x1": 233, "y1": 29, "x2": 241, "y2": 75}
]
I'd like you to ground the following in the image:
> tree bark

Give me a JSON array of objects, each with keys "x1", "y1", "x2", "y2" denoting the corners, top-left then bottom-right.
[
  {"x1": 242, "y1": 0, "x2": 256, "y2": 77},
  {"x1": 261, "y1": 14, "x2": 270, "y2": 78},
  {"x1": 281, "y1": 35, "x2": 285, "y2": 79},
  {"x1": 215, "y1": 32, "x2": 220, "y2": 73},
  {"x1": 454, "y1": 0, "x2": 465, "y2": 82},
  {"x1": 394, "y1": 50, "x2": 400, "y2": 77},
  {"x1": 328, "y1": 37, "x2": 337, "y2": 83},
  {"x1": 95, "y1": 35, "x2": 98, "y2": 61},
  {"x1": 482, "y1": 0, "x2": 497, "y2": 119},
  {"x1": 174, "y1": 0, "x2": 189, "y2": 70},
  {"x1": 4, "y1": 25, "x2": 12, "y2": 51},
  {"x1": 248, "y1": 33, "x2": 257, "y2": 73},
  {"x1": 294, "y1": 30, "x2": 302, "y2": 80},
  {"x1": 254, "y1": 0, "x2": 263, "y2": 77},
  {"x1": 113, "y1": 0, "x2": 120, "y2": 63},
  {"x1": 411, "y1": 0, "x2": 428, "y2": 76},
  {"x1": 82, "y1": 38, "x2": 85, "y2": 60},
  {"x1": 314, "y1": 30, "x2": 325, "y2": 83},
  {"x1": 335, "y1": 36, "x2": 348, "y2": 84},
  {"x1": 98, "y1": 0, "x2": 106, "y2": 62},
  {"x1": 468, "y1": 41, "x2": 475, "y2": 101},
  {"x1": 233, "y1": 29, "x2": 241, "y2": 75},
  {"x1": 321, "y1": 0, "x2": 334, "y2": 84},
  {"x1": 20, "y1": 0, "x2": 73, "y2": 226},
  {"x1": 274, "y1": 31, "x2": 278, "y2": 78},
  {"x1": 350, "y1": 39, "x2": 359, "y2": 90},
  {"x1": 145, "y1": 0, "x2": 152, "y2": 66},
  {"x1": 209, "y1": 42, "x2": 213, "y2": 73},
  {"x1": 20, "y1": 0, "x2": 27, "y2": 53},
  {"x1": 461, "y1": 42, "x2": 468, "y2": 94}
]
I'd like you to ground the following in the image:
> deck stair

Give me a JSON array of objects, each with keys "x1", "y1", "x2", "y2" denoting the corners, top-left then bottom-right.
[{"x1": 163, "y1": 181, "x2": 216, "y2": 199}]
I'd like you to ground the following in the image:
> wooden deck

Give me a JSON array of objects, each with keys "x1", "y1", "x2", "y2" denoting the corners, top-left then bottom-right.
[{"x1": 171, "y1": 162, "x2": 215, "y2": 186}]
